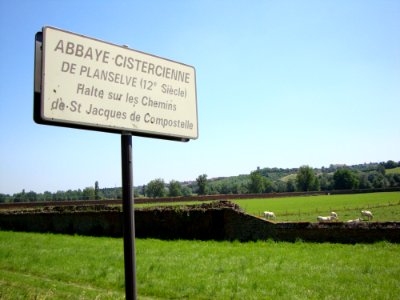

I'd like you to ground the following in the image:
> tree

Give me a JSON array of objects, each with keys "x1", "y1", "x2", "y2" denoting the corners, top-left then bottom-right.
[
  {"x1": 82, "y1": 187, "x2": 95, "y2": 200},
  {"x1": 274, "y1": 180, "x2": 287, "y2": 193},
  {"x1": 358, "y1": 173, "x2": 373, "y2": 189},
  {"x1": 368, "y1": 172, "x2": 389, "y2": 188},
  {"x1": 94, "y1": 181, "x2": 101, "y2": 200},
  {"x1": 25, "y1": 191, "x2": 38, "y2": 202},
  {"x1": 333, "y1": 169, "x2": 359, "y2": 190},
  {"x1": 286, "y1": 178, "x2": 297, "y2": 192},
  {"x1": 386, "y1": 173, "x2": 400, "y2": 187},
  {"x1": 232, "y1": 183, "x2": 247, "y2": 194},
  {"x1": 146, "y1": 179, "x2": 166, "y2": 198},
  {"x1": 181, "y1": 186, "x2": 192, "y2": 196},
  {"x1": 196, "y1": 174, "x2": 208, "y2": 195},
  {"x1": 264, "y1": 178, "x2": 274, "y2": 193},
  {"x1": 141, "y1": 185, "x2": 146, "y2": 197},
  {"x1": 383, "y1": 160, "x2": 397, "y2": 169},
  {"x1": 42, "y1": 191, "x2": 53, "y2": 201},
  {"x1": 318, "y1": 173, "x2": 333, "y2": 191},
  {"x1": 13, "y1": 190, "x2": 26, "y2": 202},
  {"x1": 377, "y1": 164, "x2": 386, "y2": 175},
  {"x1": 168, "y1": 180, "x2": 182, "y2": 197},
  {"x1": 248, "y1": 170, "x2": 266, "y2": 193},
  {"x1": 53, "y1": 190, "x2": 65, "y2": 200},
  {"x1": 296, "y1": 166, "x2": 320, "y2": 191},
  {"x1": 0, "y1": 193, "x2": 11, "y2": 203}
]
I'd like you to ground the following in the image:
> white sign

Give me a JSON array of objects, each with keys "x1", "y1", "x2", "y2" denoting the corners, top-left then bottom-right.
[{"x1": 36, "y1": 26, "x2": 198, "y2": 140}]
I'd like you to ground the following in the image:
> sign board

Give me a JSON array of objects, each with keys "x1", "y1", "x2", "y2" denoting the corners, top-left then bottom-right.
[{"x1": 34, "y1": 26, "x2": 198, "y2": 141}]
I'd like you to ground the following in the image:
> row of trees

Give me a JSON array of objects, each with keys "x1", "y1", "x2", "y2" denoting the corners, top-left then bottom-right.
[
  {"x1": 222, "y1": 166, "x2": 400, "y2": 195},
  {"x1": 1, "y1": 161, "x2": 399, "y2": 202},
  {"x1": 143, "y1": 163, "x2": 400, "y2": 197},
  {"x1": 143, "y1": 174, "x2": 209, "y2": 198},
  {"x1": 294, "y1": 165, "x2": 400, "y2": 192},
  {"x1": 0, "y1": 181, "x2": 122, "y2": 203}
]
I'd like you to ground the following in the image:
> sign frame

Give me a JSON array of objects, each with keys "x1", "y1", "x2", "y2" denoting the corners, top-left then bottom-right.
[{"x1": 34, "y1": 26, "x2": 198, "y2": 142}]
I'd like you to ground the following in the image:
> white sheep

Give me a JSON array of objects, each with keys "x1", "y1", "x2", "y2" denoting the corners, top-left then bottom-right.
[
  {"x1": 317, "y1": 215, "x2": 334, "y2": 222},
  {"x1": 346, "y1": 218, "x2": 362, "y2": 223},
  {"x1": 263, "y1": 211, "x2": 276, "y2": 220},
  {"x1": 361, "y1": 210, "x2": 373, "y2": 221}
]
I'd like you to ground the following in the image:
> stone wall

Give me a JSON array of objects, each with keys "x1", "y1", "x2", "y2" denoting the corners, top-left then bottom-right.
[{"x1": 0, "y1": 202, "x2": 399, "y2": 243}]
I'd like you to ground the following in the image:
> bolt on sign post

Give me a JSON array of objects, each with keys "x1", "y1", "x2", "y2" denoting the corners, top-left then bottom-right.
[{"x1": 34, "y1": 26, "x2": 198, "y2": 300}]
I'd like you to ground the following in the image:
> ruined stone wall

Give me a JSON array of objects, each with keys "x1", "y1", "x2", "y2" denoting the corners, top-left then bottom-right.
[{"x1": 0, "y1": 202, "x2": 399, "y2": 243}]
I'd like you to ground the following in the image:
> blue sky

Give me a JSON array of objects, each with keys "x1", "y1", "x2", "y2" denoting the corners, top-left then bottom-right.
[{"x1": 0, "y1": 1, "x2": 399, "y2": 195}]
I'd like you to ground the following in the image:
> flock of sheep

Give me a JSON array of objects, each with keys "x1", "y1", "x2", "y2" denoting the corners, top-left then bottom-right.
[{"x1": 263, "y1": 210, "x2": 374, "y2": 222}]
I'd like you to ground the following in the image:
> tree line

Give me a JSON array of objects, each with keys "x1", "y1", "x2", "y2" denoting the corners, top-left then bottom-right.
[
  {"x1": 1, "y1": 161, "x2": 399, "y2": 203},
  {"x1": 144, "y1": 161, "x2": 400, "y2": 197},
  {"x1": 0, "y1": 181, "x2": 123, "y2": 203}
]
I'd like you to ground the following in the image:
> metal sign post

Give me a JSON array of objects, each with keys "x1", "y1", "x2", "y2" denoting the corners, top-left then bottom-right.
[{"x1": 121, "y1": 133, "x2": 136, "y2": 300}]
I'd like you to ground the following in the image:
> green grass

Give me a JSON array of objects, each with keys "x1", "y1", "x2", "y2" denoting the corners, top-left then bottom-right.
[
  {"x1": 136, "y1": 192, "x2": 400, "y2": 222},
  {"x1": 1, "y1": 231, "x2": 400, "y2": 299},
  {"x1": 0, "y1": 231, "x2": 126, "y2": 299},
  {"x1": 280, "y1": 173, "x2": 297, "y2": 182},
  {"x1": 232, "y1": 191, "x2": 400, "y2": 222},
  {"x1": 386, "y1": 167, "x2": 400, "y2": 174}
]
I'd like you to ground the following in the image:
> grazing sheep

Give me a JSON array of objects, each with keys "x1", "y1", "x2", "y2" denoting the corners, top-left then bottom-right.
[
  {"x1": 263, "y1": 211, "x2": 276, "y2": 220},
  {"x1": 346, "y1": 218, "x2": 362, "y2": 223},
  {"x1": 361, "y1": 210, "x2": 373, "y2": 221},
  {"x1": 317, "y1": 216, "x2": 334, "y2": 222}
]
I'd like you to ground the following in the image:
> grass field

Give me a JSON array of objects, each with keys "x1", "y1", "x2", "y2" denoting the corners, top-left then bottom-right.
[
  {"x1": 1, "y1": 231, "x2": 400, "y2": 299},
  {"x1": 137, "y1": 192, "x2": 400, "y2": 222},
  {"x1": 232, "y1": 191, "x2": 400, "y2": 222},
  {"x1": 386, "y1": 167, "x2": 400, "y2": 174}
]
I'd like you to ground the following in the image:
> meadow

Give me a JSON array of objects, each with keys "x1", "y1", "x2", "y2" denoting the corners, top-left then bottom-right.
[
  {"x1": 1, "y1": 231, "x2": 400, "y2": 300},
  {"x1": 386, "y1": 167, "x2": 400, "y2": 174},
  {"x1": 138, "y1": 191, "x2": 400, "y2": 222},
  {"x1": 232, "y1": 191, "x2": 400, "y2": 222},
  {"x1": 1, "y1": 192, "x2": 400, "y2": 299}
]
